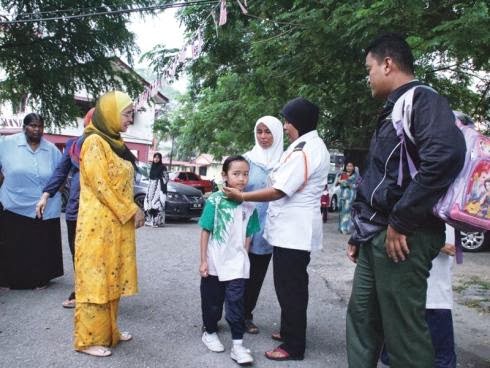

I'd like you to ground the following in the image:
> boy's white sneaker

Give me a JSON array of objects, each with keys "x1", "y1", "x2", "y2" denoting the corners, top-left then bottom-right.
[
  {"x1": 230, "y1": 344, "x2": 254, "y2": 365},
  {"x1": 202, "y1": 332, "x2": 225, "y2": 352}
]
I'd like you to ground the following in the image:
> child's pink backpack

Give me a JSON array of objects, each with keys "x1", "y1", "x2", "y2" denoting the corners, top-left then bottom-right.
[{"x1": 392, "y1": 85, "x2": 490, "y2": 235}]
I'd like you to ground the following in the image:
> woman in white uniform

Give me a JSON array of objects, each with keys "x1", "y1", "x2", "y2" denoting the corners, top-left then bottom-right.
[{"x1": 224, "y1": 97, "x2": 330, "y2": 361}]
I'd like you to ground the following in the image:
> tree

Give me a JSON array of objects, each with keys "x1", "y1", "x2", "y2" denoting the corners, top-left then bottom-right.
[
  {"x1": 0, "y1": 0, "x2": 155, "y2": 126},
  {"x1": 149, "y1": 0, "x2": 489, "y2": 157}
]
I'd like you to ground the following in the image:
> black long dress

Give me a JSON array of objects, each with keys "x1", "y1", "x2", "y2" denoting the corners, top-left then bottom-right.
[{"x1": 0, "y1": 209, "x2": 63, "y2": 289}]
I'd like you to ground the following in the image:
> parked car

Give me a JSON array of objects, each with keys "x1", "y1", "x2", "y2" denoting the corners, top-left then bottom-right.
[
  {"x1": 169, "y1": 171, "x2": 213, "y2": 194},
  {"x1": 134, "y1": 173, "x2": 205, "y2": 220},
  {"x1": 327, "y1": 172, "x2": 342, "y2": 212},
  {"x1": 460, "y1": 231, "x2": 490, "y2": 252}
]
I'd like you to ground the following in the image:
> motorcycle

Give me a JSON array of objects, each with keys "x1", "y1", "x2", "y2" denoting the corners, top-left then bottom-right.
[{"x1": 320, "y1": 185, "x2": 330, "y2": 223}]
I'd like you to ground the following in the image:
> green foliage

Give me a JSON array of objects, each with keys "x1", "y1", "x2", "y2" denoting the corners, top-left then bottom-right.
[
  {"x1": 150, "y1": 0, "x2": 490, "y2": 157},
  {"x1": 0, "y1": 0, "x2": 155, "y2": 126}
]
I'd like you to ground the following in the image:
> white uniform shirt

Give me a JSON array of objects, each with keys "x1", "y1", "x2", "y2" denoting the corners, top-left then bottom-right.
[
  {"x1": 426, "y1": 224, "x2": 454, "y2": 309},
  {"x1": 264, "y1": 130, "x2": 330, "y2": 251}
]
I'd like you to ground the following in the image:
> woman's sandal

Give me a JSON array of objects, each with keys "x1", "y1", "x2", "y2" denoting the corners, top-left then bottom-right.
[
  {"x1": 265, "y1": 347, "x2": 303, "y2": 361},
  {"x1": 244, "y1": 319, "x2": 259, "y2": 334},
  {"x1": 271, "y1": 332, "x2": 284, "y2": 342},
  {"x1": 62, "y1": 299, "x2": 76, "y2": 309},
  {"x1": 77, "y1": 346, "x2": 112, "y2": 357},
  {"x1": 120, "y1": 331, "x2": 133, "y2": 342}
]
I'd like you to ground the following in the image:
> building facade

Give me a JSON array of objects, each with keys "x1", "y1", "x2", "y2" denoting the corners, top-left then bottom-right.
[{"x1": 0, "y1": 59, "x2": 168, "y2": 161}]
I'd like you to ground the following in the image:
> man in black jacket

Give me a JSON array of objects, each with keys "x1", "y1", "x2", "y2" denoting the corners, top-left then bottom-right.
[{"x1": 345, "y1": 33, "x2": 465, "y2": 368}]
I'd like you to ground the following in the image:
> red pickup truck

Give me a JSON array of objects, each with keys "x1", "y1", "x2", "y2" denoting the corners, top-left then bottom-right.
[{"x1": 169, "y1": 171, "x2": 213, "y2": 194}]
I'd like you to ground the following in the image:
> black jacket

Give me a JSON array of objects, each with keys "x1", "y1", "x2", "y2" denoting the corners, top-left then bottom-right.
[{"x1": 349, "y1": 81, "x2": 466, "y2": 245}]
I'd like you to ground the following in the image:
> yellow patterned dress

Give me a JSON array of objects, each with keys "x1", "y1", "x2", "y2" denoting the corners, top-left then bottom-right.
[{"x1": 74, "y1": 134, "x2": 139, "y2": 349}]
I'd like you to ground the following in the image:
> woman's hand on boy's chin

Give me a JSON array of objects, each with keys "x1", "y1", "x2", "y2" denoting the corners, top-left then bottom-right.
[{"x1": 223, "y1": 186, "x2": 241, "y2": 201}]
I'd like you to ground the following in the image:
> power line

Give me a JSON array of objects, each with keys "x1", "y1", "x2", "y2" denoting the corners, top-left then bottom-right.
[
  {"x1": 0, "y1": 0, "x2": 218, "y2": 25},
  {"x1": 2, "y1": 2, "x2": 138, "y2": 18},
  {"x1": 2, "y1": 1, "x2": 152, "y2": 18}
]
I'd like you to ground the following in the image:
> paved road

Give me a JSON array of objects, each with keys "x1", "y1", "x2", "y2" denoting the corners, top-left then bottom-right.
[{"x1": 0, "y1": 214, "x2": 489, "y2": 368}]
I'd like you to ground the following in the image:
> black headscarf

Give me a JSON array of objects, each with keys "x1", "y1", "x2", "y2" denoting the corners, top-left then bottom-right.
[
  {"x1": 149, "y1": 153, "x2": 167, "y2": 179},
  {"x1": 280, "y1": 97, "x2": 319, "y2": 136},
  {"x1": 149, "y1": 154, "x2": 168, "y2": 193},
  {"x1": 149, "y1": 162, "x2": 166, "y2": 180}
]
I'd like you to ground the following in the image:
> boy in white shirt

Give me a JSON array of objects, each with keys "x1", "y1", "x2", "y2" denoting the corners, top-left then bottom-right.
[{"x1": 199, "y1": 156, "x2": 260, "y2": 365}]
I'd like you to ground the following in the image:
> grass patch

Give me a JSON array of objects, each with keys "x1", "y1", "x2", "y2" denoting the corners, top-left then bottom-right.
[
  {"x1": 454, "y1": 276, "x2": 490, "y2": 292},
  {"x1": 454, "y1": 276, "x2": 490, "y2": 313},
  {"x1": 464, "y1": 299, "x2": 489, "y2": 308}
]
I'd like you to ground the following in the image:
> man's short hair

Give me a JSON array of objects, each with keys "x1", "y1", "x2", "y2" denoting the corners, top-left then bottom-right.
[{"x1": 365, "y1": 33, "x2": 414, "y2": 75}]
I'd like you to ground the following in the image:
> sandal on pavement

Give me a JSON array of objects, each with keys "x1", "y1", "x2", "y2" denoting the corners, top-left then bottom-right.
[
  {"x1": 77, "y1": 346, "x2": 112, "y2": 357},
  {"x1": 62, "y1": 299, "x2": 76, "y2": 309},
  {"x1": 271, "y1": 332, "x2": 283, "y2": 342},
  {"x1": 265, "y1": 347, "x2": 303, "y2": 361},
  {"x1": 120, "y1": 331, "x2": 133, "y2": 341},
  {"x1": 244, "y1": 319, "x2": 259, "y2": 334}
]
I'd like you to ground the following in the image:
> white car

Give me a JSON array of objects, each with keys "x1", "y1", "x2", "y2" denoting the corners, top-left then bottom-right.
[{"x1": 327, "y1": 172, "x2": 342, "y2": 212}]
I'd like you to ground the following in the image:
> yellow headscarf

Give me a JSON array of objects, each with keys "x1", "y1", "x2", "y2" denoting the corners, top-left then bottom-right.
[{"x1": 83, "y1": 91, "x2": 136, "y2": 164}]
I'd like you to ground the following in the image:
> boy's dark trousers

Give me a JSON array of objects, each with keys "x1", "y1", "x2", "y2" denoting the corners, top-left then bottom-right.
[
  {"x1": 425, "y1": 309, "x2": 456, "y2": 368},
  {"x1": 201, "y1": 276, "x2": 245, "y2": 339},
  {"x1": 273, "y1": 246, "x2": 311, "y2": 358}
]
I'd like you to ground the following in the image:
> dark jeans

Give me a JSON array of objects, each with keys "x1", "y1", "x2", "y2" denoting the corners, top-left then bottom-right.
[
  {"x1": 66, "y1": 219, "x2": 77, "y2": 300},
  {"x1": 381, "y1": 309, "x2": 456, "y2": 368},
  {"x1": 244, "y1": 252, "x2": 272, "y2": 320},
  {"x1": 201, "y1": 276, "x2": 246, "y2": 340},
  {"x1": 273, "y1": 246, "x2": 311, "y2": 358},
  {"x1": 346, "y1": 229, "x2": 444, "y2": 368}
]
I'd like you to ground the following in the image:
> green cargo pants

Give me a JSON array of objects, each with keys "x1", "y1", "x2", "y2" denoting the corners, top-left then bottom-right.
[{"x1": 346, "y1": 228, "x2": 444, "y2": 368}]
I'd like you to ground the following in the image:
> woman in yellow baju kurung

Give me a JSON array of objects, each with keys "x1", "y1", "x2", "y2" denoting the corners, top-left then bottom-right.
[{"x1": 74, "y1": 91, "x2": 145, "y2": 357}]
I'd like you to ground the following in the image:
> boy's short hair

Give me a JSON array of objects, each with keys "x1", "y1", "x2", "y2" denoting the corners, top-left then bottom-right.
[
  {"x1": 222, "y1": 155, "x2": 248, "y2": 174},
  {"x1": 365, "y1": 33, "x2": 414, "y2": 75}
]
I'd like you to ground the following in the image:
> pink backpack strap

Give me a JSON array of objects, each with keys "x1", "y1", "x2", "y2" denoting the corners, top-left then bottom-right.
[{"x1": 454, "y1": 230, "x2": 464, "y2": 264}]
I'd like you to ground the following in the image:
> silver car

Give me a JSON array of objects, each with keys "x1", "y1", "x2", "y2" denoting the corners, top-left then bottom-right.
[{"x1": 459, "y1": 231, "x2": 490, "y2": 252}]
